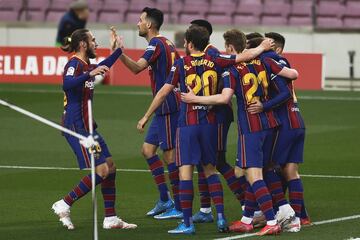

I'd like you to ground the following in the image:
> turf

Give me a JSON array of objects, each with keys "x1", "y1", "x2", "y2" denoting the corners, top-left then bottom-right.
[{"x1": 0, "y1": 83, "x2": 360, "y2": 240}]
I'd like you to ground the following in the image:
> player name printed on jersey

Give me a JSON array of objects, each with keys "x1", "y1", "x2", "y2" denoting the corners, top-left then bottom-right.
[{"x1": 0, "y1": 55, "x2": 105, "y2": 76}]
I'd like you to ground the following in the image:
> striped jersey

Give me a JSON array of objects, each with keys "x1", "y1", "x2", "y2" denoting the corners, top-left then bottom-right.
[
  {"x1": 62, "y1": 56, "x2": 97, "y2": 131},
  {"x1": 167, "y1": 52, "x2": 236, "y2": 127},
  {"x1": 260, "y1": 51, "x2": 305, "y2": 129},
  {"x1": 204, "y1": 44, "x2": 234, "y2": 124},
  {"x1": 223, "y1": 57, "x2": 283, "y2": 134},
  {"x1": 142, "y1": 35, "x2": 181, "y2": 115}
]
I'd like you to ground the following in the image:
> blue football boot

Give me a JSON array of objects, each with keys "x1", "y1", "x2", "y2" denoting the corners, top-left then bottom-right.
[
  {"x1": 217, "y1": 218, "x2": 230, "y2": 233},
  {"x1": 192, "y1": 211, "x2": 214, "y2": 223},
  {"x1": 146, "y1": 199, "x2": 174, "y2": 216},
  {"x1": 168, "y1": 222, "x2": 195, "y2": 234},
  {"x1": 154, "y1": 207, "x2": 183, "y2": 219}
]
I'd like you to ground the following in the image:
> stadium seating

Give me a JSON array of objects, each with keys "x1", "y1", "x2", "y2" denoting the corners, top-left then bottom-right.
[{"x1": 2, "y1": 0, "x2": 360, "y2": 29}]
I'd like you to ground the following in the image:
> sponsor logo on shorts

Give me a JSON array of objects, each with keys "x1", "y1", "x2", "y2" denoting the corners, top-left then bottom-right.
[
  {"x1": 85, "y1": 80, "x2": 94, "y2": 89},
  {"x1": 192, "y1": 105, "x2": 210, "y2": 110},
  {"x1": 291, "y1": 107, "x2": 300, "y2": 112}
]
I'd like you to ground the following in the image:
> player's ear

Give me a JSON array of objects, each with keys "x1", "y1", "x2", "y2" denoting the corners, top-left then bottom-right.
[{"x1": 146, "y1": 21, "x2": 152, "y2": 29}]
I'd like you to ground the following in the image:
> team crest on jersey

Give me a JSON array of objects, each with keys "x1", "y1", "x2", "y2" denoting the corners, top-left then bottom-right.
[
  {"x1": 219, "y1": 54, "x2": 231, "y2": 59},
  {"x1": 66, "y1": 67, "x2": 75, "y2": 76},
  {"x1": 146, "y1": 45, "x2": 156, "y2": 51}
]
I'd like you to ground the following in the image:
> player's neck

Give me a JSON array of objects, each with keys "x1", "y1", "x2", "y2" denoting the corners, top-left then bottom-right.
[
  {"x1": 190, "y1": 50, "x2": 203, "y2": 55},
  {"x1": 75, "y1": 52, "x2": 89, "y2": 64},
  {"x1": 146, "y1": 30, "x2": 160, "y2": 42}
]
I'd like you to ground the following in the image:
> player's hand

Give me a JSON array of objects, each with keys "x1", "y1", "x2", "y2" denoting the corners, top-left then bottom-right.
[
  {"x1": 260, "y1": 38, "x2": 275, "y2": 51},
  {"x1": 89, "y1": 65, "x2": 109, "y2": 77},
  {"x1": 110, "y1": 26, "x2": 124, "y2": 51},
  {"x1": 79, "y1": 135, "x2": 97, "y2": 149},
  {"x1": 181, "y1": 86, "x2": 197, "y2": 103},
  {"x1": 247, "y1": 99, "x2": 264, "y2": 114},
  {"x1": 137, "y1": 116, "x2": 149, "y2": 133}
]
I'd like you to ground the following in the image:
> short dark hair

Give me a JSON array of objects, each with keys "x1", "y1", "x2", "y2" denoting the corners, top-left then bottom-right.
[
  {"x1": 223, "y1": 29, "x2": 246, "y2": 53},
  {"x1": 246, "y1": 32, "x2": 263, "y2": 40},
  {"x1": 185, "y1": 26, "x2": 209, "y2": 51},
  {"x1": 190, "y1": 19, "x2": 213, "y2": 36},
  {"x1": 61, "y1": 28, "x2": 89, "y2": 52},
  {"x1": 265, "y1": 32, "x2": 285, "y2": 49},
  {"x1": 247, "y1": 37, "x2": 264, "y2": 49},
  {"x1": 142, "y1": 7, "x2": 164, "y2": 30}
]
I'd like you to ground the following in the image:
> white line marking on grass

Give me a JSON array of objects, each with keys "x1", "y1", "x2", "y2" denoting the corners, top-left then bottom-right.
[
  {"x1": 0, "y1": 165, "x2": 360, "y2": 180},
  {"x1": 214, "y1": 214, "x2": 360, "y2": 240},
  {"x1": 1, "y1": 88, "x2": 360, "y2": 101}
]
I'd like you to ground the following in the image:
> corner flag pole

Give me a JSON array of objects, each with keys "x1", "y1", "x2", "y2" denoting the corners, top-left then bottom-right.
[
  {"x1": 87, "y1": 99, "x2": 98, "y2": 240},
  {"x1": 0, "y1": 99, "x2": 86, "y2": 141}
]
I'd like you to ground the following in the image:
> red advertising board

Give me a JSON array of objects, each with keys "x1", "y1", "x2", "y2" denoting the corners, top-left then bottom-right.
[{"x1": 0, "y1": 47, "x2": 323, "y2": 90}]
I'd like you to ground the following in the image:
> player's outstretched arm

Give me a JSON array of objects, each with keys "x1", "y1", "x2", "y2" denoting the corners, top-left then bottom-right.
[
  {"x1": 181, "y1": 86, "x2": 234, "y2": 105},
  {"x1": 120, "y1": 54, "x2": 149, "y2": 74},
  {"x1": 137, "y1": 83, "x2": 174, "y2": 132},
  {"x1": 235, "y1": 38, "x2": 275, "y2": 63}
]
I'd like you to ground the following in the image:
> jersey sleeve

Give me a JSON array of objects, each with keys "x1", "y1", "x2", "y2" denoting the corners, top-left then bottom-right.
[
  {"x1": 262, "y1": 75, "x2": 291, "y2": 111},
  {"x1": 214, "y1": 54, "x2": 236, "y2": 68},
  {"x1": 166, "y1": 59, "x2": 181, "y2": 86},
  {"x1": 63, "y1": 60, "x2": 90, "y2": 91},
  {"x1": 98, "y1": 48, "x2": 122, "y2": 68},
  {"x1": 263, "y1": 57, "x2": 284, "y2": 75},
  {"x1": 141, "y1": 38, "x2": 161, "y2": 64},
  {"x1": 222, "y1": 68, "x2": 236, "y2": 91}
]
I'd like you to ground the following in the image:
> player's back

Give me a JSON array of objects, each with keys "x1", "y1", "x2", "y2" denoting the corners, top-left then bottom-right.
[
  {"x1": 261, "y1": 51, "x2": 305, "y2": 129},
  {"x1": 226, "y1": 58, "x2": 279, "y2": 134},
  {"x1": 145, "y1": 36, "x2": 180, "y2": 115},
  {"x1": 62, "y1": 56, "x2": 96, "y2": 131},
  {"x1": 175, "y1": 53, "x2": 222, "y2": 127}
]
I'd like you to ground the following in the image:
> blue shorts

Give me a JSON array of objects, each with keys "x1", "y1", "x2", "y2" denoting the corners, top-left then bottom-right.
[
  {"x1": 217, "y1": 122, "x2": 231, "y2": 152},
  {"x1": 272, "y1": 128, "x2": 305, "y2": 165},
  {"x1": 236, "y1": 128, "x2": 276, "y2": 169},
  {"x1": 145, "y1": 112, "x2": 179, "y2": 151},
  {"x1": 65, "y1": 130, "x2": 110, "y2": 170},
  {"x1": 175, "y1": 124, "x2": 217, "y2": 167}
]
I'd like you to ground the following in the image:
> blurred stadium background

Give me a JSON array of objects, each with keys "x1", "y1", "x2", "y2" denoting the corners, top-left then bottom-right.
[{"x1": 1, "y1": 1, "x2": 360, "y2": 240}]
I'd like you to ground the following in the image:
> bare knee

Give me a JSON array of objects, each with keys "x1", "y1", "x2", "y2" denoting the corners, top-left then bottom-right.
[
  {"x1": 141, "y1": 143, "x2": 157, "y2": 159},
  {"x1": 234, "y1": 166, "x2": 245, "y2": 178},
  {"x1": 202, "y1": 164, "x2": 217, "y2": 178},
  {"x1": 96, "y1": 163, "x2": 110, "y2": 179},
  {"x1": 163, "y1": 149, "x2": 175, "y2": 165},
  {"x1": 106, "y1": 157, "x2": 116, "y2": 173},
  {"x1": 283, "y1": 163, "x2": 300, "y2": 181}
]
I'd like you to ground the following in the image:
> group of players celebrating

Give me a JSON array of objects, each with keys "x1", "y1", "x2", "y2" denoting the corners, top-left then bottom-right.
[{"x1": 51, "y1": 6, "x2": 310, "y2": 236}]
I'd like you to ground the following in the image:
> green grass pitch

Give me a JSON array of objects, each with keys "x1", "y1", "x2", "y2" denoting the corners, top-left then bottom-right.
[{"x1": 0, "y1": 83, "x2": 360, "y2": 240}]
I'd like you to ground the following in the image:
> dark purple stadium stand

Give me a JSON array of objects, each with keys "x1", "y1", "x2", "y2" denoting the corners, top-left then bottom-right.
[{"x1": 1, "y1": 0, "x2": 359, "y2": 29}]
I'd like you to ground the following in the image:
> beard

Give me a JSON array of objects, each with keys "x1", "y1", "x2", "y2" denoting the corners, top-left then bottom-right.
[
  {"x1": 138, "y1": 30, "x2": 147, "y2": 37},
  {"x1": 86, "y1": 48, "x2": 96, "y2": 59}
]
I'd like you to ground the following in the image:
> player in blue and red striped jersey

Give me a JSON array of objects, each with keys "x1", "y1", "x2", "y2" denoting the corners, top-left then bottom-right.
[
  {"x1": 248, "y1": 32, "x2": 310, "y2": 232},
  {"x1": 119, "y1": 7, "x2": 181, "y2": 219},
  {"x1": 189, "y1": 20, "x2": 246, "y2": 223},
  {"x1": 137, "y1": 26, "x2": 274, "y2": 235},
  {"x1": 181, "y1": 29, "x2": 298, "y2": 236},
  {"x1": 51, "y1": 28, "x2": 137, "y2": 230}
]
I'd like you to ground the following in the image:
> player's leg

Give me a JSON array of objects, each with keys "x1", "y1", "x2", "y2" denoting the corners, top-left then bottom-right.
[
  {"x1": 201, "y1": 124, "x2": 229, "y2": 233},
  {"x1": 192, "y1": 164, "x2": 213, "y2": 223},
  {"x1": 230, "y1": 130, "x2": 280, "y2": 235},
  {"x1": 216, "y1": 122, "x2": 245, "y2": 206},
  {"x1": 168, "y1": 126, "x2": 198, "y2": 234},
  {"x1": 282, "y1": 129, "x2": 309, "y2": 231},
  {"x1": 52, "y1": 132, "x2": 108, "y2": 230},
  {"x1": 154, "y1": 112, "x2": 182, "y2": 219},
  {"x1": 142, "y1": 116, "x2": 172, "y2": 216},
  {"x1": 263, "y1": 129, "x2": 295, "y2": 227}
]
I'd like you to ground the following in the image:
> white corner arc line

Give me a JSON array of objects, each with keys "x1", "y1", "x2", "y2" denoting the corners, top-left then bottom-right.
[{"x1": 213, "y1": 214, "x2": 360, "y2": 240}]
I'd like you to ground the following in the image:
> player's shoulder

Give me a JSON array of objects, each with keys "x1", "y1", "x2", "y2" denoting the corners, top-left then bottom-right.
[{"x1": 205, "y1": 44, "x2": 220, "y2": 56}]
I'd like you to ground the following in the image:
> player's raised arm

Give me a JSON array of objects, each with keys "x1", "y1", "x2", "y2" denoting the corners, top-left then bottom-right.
[
  {"x1": 235, "y1": 38, "x2": 274, "y2": 63},
  {"x1": 137, "y1": 83, "x2": 174, "y2": 132},
  {"x1": 120, "y1": 54, "x2": 149, "y2": 74}
]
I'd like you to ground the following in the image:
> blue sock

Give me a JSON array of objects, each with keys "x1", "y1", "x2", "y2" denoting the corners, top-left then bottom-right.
[
  {"x1": 179, "y1": 180, "x2": 194, "y2": 227},
  {"x1": 167, "y1": 162, "x2": 181, "y2": 211},
  {"x1": 252, "y1": 180, "x2": 275, "y2": 221},
  {"x1": 146, "y1": 155, "x2": 169, "y2": 202},
  {"x1": 207, "y1": 174, "x2": 225, "y2": 220}
]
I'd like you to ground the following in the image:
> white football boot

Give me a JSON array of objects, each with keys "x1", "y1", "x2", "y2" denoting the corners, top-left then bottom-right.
[
  {"x1": 103, "y1": 216, "x2": 137, "y2": 229},
  {"x1": 283, "y1": 217, "x2": 301, "y2": 233},
  {"x1": 52, "y1": 199, "x2": 74, "y2": 230},
  {"x1": 275, "y1": 204, "x2": 296, "y2": 228}
]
